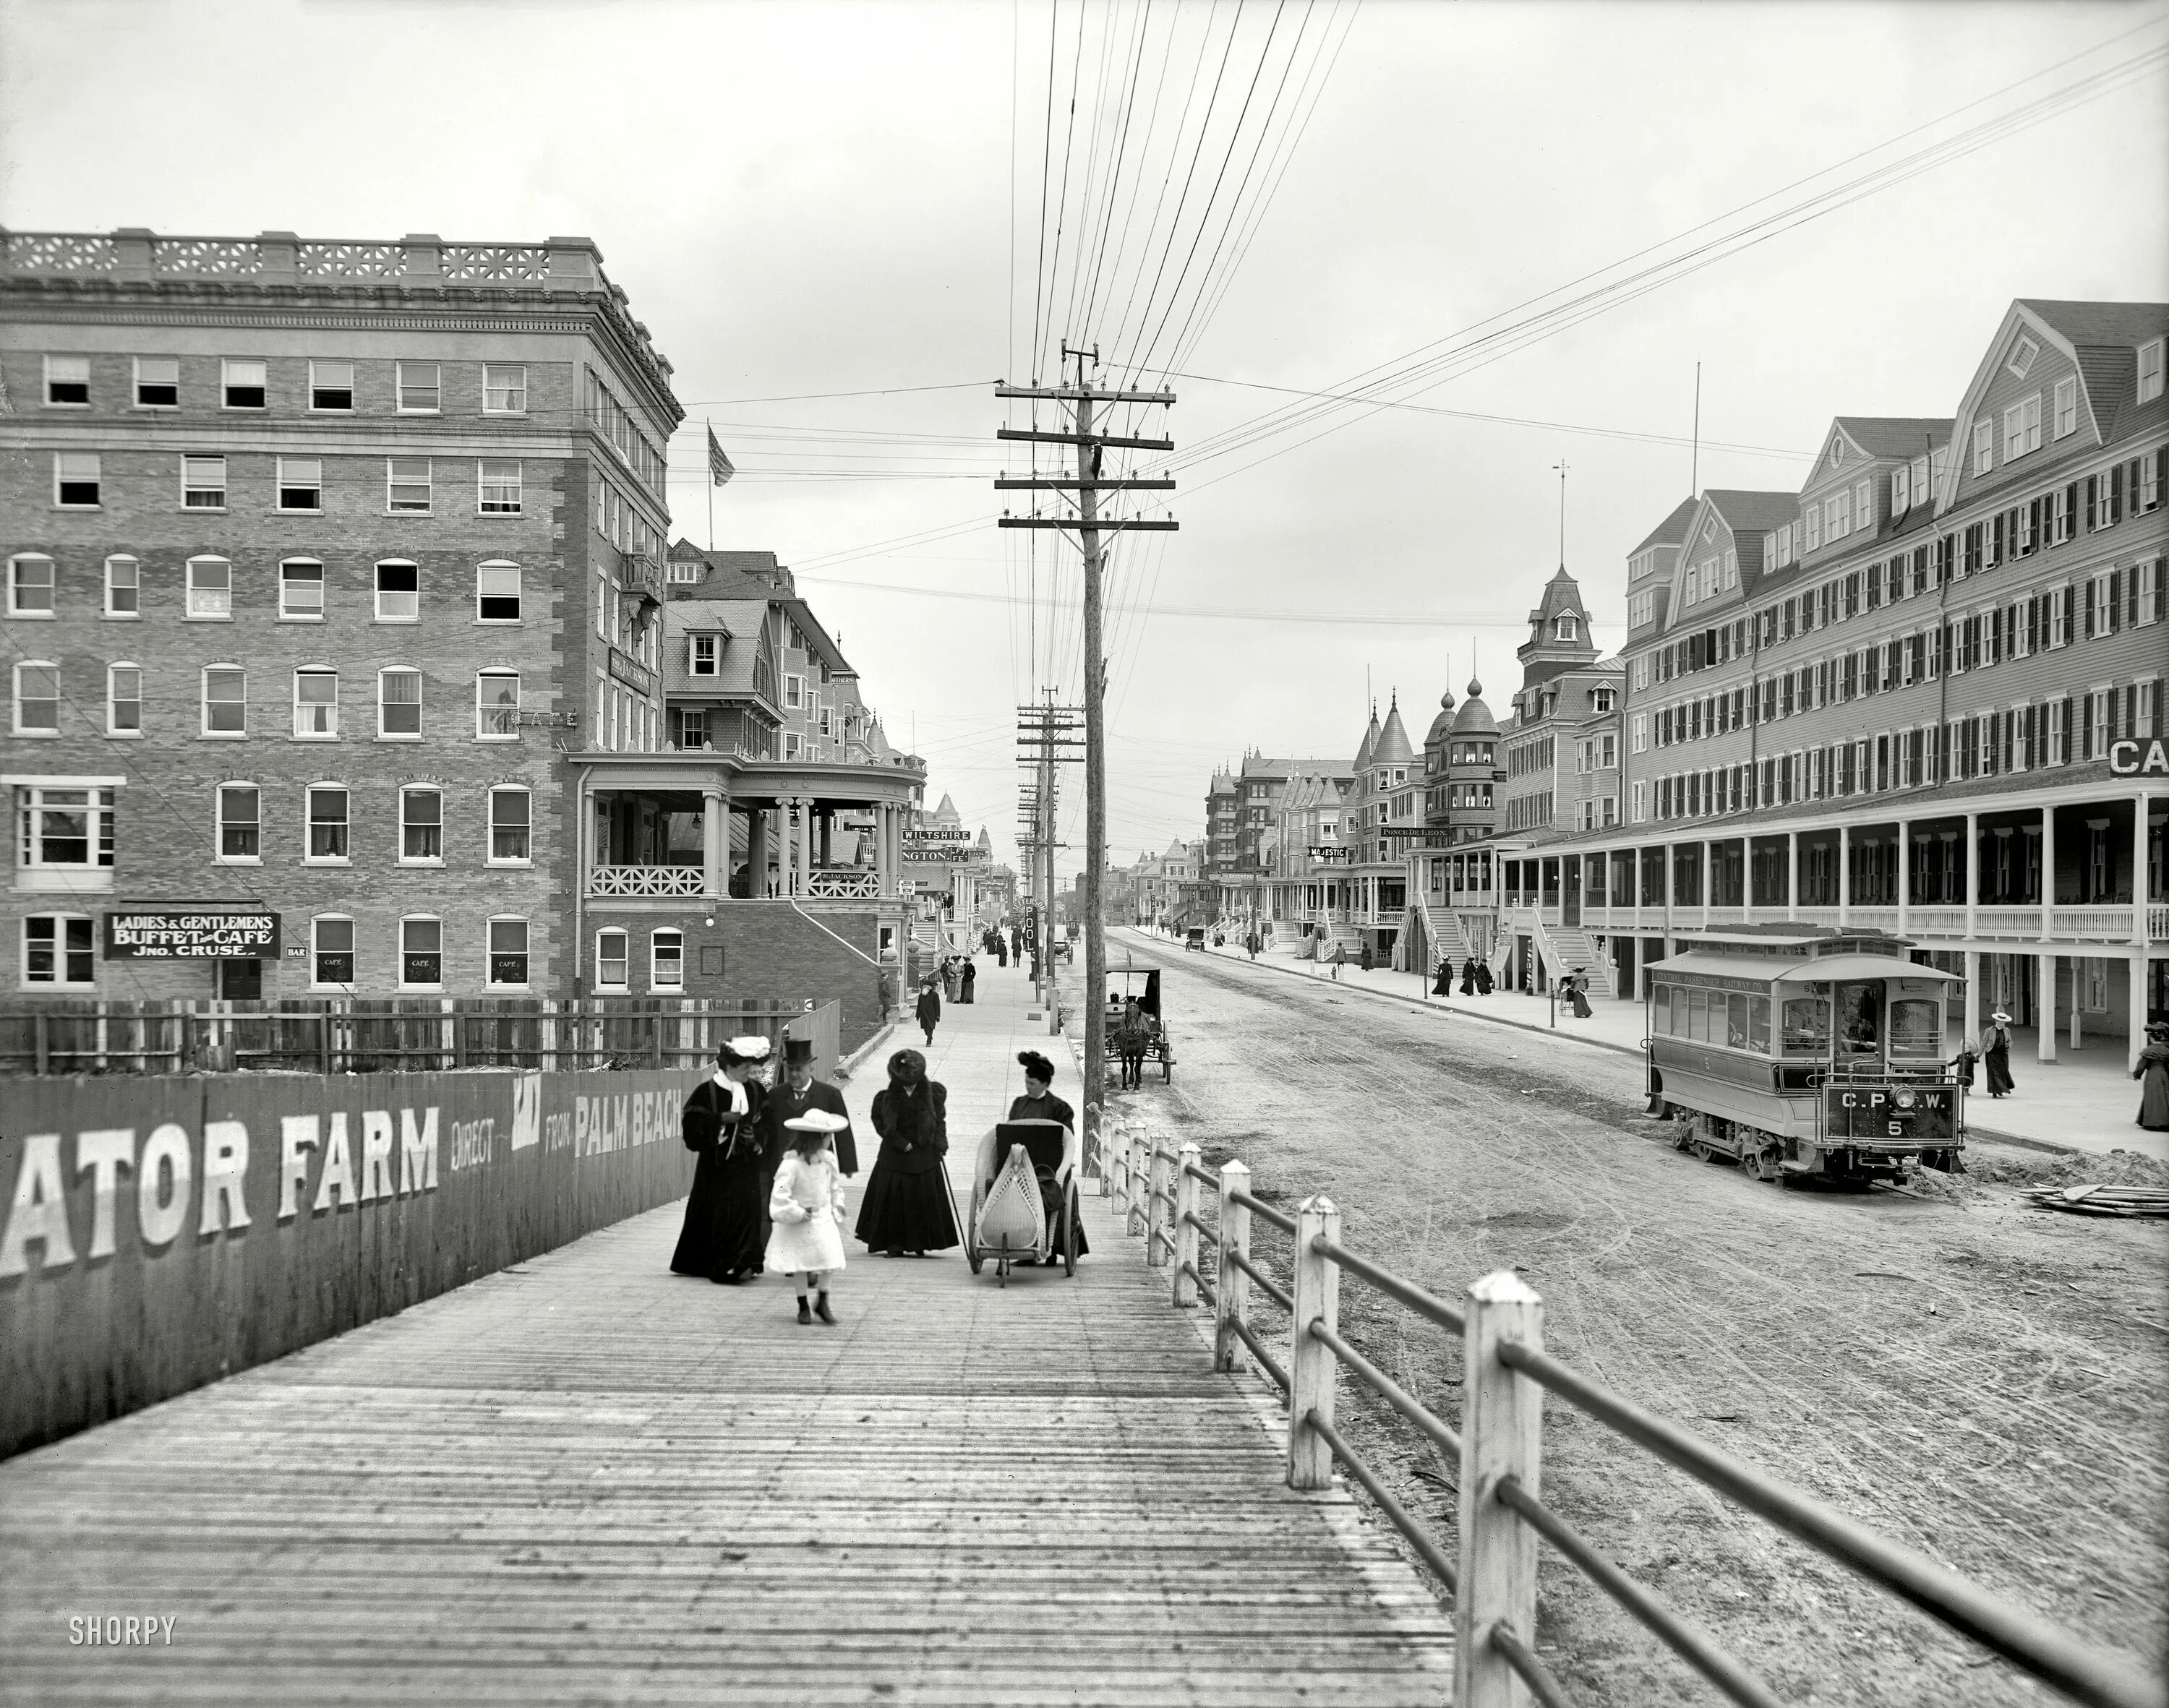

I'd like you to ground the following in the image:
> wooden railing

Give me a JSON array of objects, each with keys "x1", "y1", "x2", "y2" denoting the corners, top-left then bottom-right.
[{"x1": 1100, "y1": 1133, "x2": 2165, "y2": 1708}]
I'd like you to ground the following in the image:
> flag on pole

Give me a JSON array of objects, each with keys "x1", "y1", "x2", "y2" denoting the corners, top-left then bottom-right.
[{"x1": 707, "y1": 426, "x2": 735, "y2": 487}]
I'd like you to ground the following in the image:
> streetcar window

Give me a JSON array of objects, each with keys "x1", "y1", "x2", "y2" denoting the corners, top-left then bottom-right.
[
  {"x1": 1726, "y1": 993, "x2": 1750, "y2": 1050},
  {"x1": 1688, "y1": 988, "x2": 1708, "y2": 1040},
  {"x1": 1836, "y1": 982, "x2": 1882, "y2": 1056},
  {"x1": 1748, "y1": 997, "x2": 1771, "y2": 1052},
  {"x1": 1890, "y1": 998, "x2": 1940, "y2": 1056},
  {"x1": 1781, "y1": 996, "x2": 1830, "y2": 1054},
  {"x1": 1654, "y1": 986, "x2": 1673, "y2": 1034}
]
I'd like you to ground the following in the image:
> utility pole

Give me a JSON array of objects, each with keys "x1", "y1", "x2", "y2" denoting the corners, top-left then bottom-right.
[
  {"x1": 1017, "y1": 692, "x2": 1082, "y2": 1013},
  {"x1": 996, "y1": 350, "x2": 1176, "y2": 1170}
]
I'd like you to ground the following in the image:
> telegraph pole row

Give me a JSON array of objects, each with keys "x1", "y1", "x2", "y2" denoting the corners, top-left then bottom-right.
[
  {"x1": 1016, "y1": 692, "x2": 1082, "y2": 1013},
  {"x1": 996, "y1": 348, "x2": 1176, "y2": 1170}
]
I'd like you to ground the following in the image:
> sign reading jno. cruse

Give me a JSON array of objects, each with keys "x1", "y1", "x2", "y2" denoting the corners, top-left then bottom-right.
[{"x1": 104, "y1": 911, "x2": 281, "y2": 959}]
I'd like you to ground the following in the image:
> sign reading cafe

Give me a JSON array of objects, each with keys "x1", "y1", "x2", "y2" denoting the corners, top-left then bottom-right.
[{"x1": 105, "y1": 912, "x2": 280, "y2": 959}]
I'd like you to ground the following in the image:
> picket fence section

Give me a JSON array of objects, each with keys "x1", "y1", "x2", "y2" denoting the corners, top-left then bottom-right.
[{"x1": 1101, "y1": 1130, "x2": 2164, "y2": 1708}]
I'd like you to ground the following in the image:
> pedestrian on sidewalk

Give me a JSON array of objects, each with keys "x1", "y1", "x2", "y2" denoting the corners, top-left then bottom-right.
[
  {"x1": 1246, "y1": 932, "x2": 1260, "y2": 961},
  {"x1": 1431, "y1": 957, "x2": 1451, "y2": 996},
  {"x1": 857, "y1": 1048, "x2": 959, "y2": 1256},
  {"x1": 669, "y1": 1035, "x2": 773, "y2": 1285},
  {"x1": 1565, "y1": 969, "x2": 1593, "y2": 1019},
  {"x1": 766, "y1": 1035, "x2": 858, "y2": 1177},
  {"x1": 1459, "y1": 957, "x2": 1478, "y2": 996},
  {"x1": 960, "y1": 958, "x2": 977, "y2": 1005},
  {"x1": 1004, "y1": 1051, "x2": 1088, "y2": 1262},
  {"x1": 768, "y1": 1112, "x2": 850, "y2": 1323},
  {"x1": 1982, "y1": 1011, "x2": 2016, "y2": 1098},
  {"x1": 1474, "y1": 960, "x2": 1494, "y2": 996},
  {"x1": 916, "y1": 979, "x2": 941, "y2": 1047},
  {"x1": 1359, "y1": 941, "x2": 1374, "y2": 974},
  {"x1": 2134, "y1": 1022, "x2": 2169, "y2": 1131},
  {"x1": 1329, "y1": 943, "x2": 1346, "y2": 981},
  {"x1": 1010, "y1": 926, "x2": 1023, "y2": 963}
]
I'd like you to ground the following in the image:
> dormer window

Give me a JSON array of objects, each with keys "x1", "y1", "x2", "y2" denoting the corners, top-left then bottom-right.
[
  {"x1": 1553, "y1": 615, "x2": 1578, "y2": 641},
  {"x1": 1891, "y1": 468, "x2": 1909, "y2": 511},
  {"x1": 688, "y1": 633, "x2": 719, "y2": 675},
  {"x1": 2006, "y1": 335, "x2": 2039, "y2": 379},
  {"x1": 2140, "y1": 338, "x2": 2165, "y2": 405},
  {"x1": 1592, "y1": 687, "x2": 1615, "y2": 713}
]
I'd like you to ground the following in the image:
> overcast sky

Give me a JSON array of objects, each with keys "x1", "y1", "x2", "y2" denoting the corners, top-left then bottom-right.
[{"x1": 5, "y1": 0, "x2": 2164, "y2": 880}]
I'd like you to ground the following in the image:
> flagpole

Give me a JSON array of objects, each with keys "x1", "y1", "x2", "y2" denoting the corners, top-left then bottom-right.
[{"x1": 706, "y1": 417, "x2": 715, "y2": 549}]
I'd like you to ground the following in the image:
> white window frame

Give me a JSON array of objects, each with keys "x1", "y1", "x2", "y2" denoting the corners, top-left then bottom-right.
[
  {"x1": 200, "y1": 664, "x2": 247, "y2": 738},
  {"x1": 395, "y1": 361, "x2": 441, "y2": 413},
  {"x1": 1554, "y1": 615, "x2": 1578, "y2": 641},
  {"x1": 134, "y1": 355, "x2": 179, "y2": 409},
  {"x1": 2003, "y1": 394, "x2": 2042, "y2": 461},
  {"x1": 487, "y1": 917, "x2": 531, "y2": 990},
  {"x1": 12, "y1": 661, "x2": 61, "y2": 736},
  {"x1": 185, "y1": 555, "x2": 234, "y2": 620},
  {"x1": 476, "y1": 561, "x2": 521, "y2": 623},
  {"x1": 479, "y1": 459, "x2": 522, "y2": 515},
  {"x1": 482, "y1": 364, "x2": 528, "y2": 415},
  {"x1": 280, "y1": 558, "x2": 325, "y2": 622},
  {"x1": 221, "y1": 357, "x2": 268, "y2": 409},
  {"x1": 374, "y1": 559, "x2": 420, "y2": 622},
  {"x1": 783, "y1": 731, "x2": 803, "y2": 760},
  {"x1": 2139, "y1": 339, "x2": 2165, "y2": 406},
  {"x1": 22, "y1": 912, "x2": 98, "y2": 990},
  {"x1": 1972, "y1": 417, "x2": 1993, "y2": 474},
  {"x1": 182, "y1": 454, "x2": 227, "y2": 510},
  {"x1": 103, "y1": 554, "x2": 139, "y2": 619},
  {"x1": 2053, "y1": 376, "x2": 2078, "y2": 439},
  {"x1": 487, "y1": 786, "x2": 532, "y2": 866},
  {"x1": 476, "y1": 669, "x2": 520, "y2": 739},
  {"x1": 311, "y1": 915, "x2": 357, "y2": 991},
  {"x1": 215, "y1": 782, "x2": 261, "y2": 864},
  {"x1": 398, "y1": 915, "x2": 445, "y2": 992},
  {"x1": 398, "y1": 784, "x2": 445, "y2": 866},
  {"x1": 293, "y1": 666, "x2": 338, "y2": 739},
  {"x1": 8, "y1": 553, "x2": 56, "y2": 618},
  {"x1": 43, "y1": 354, "x2": 90, "y2": 408},
  {"x1": 594, "y1": 928, "x2": 630, "y2": 993},
  {"x1": 309, "y1": 359, "x2": 354, "y2": 412},
  {"x1": 690, "y1": 633, "x2": 720, "y2": 676},
  {"x1": 377, "y1": 667, "x2": 423, "y2": 739},
  {"x1": 14, "y1": 784, "x2": 117, "y2": 885},
  {"x1": 651, "y1": 928, "x2": 685, "y2": 992},
  {"x1": 305, "y1": 784, "x2": 351, "y2": 864},
  {"x1": 106, "y1": 662, "x2": 141, "y2": 737},
  {"x1": 386, "y1": 458, "x2": 432, "y2": 515},
  {"x1": 54, "y1": 450, "x2": 100, "y2": 507},
  {"x1": 277, "y1": 455, "x2": 322, "y2": 512},
  {"x1": 783, "y1": 673, "x2": 805, "y2": 710}
]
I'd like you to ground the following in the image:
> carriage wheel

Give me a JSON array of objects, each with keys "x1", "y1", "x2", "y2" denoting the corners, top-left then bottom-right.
[
  {"x1": 1062, "y1": 1188, "x2": 1077, "y2": 1277},
  {"x1": 965, "y1": 1183, "x2": 984, "y2": 1274},
  {"x1": 1161, "y1": 1056, "x2": 1173, "y2": 1083}
]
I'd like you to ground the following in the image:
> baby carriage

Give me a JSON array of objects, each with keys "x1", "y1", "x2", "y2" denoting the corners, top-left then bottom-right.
[{"x1": 961, "y1": 1119, "x2": 1078, "y2": 1284}]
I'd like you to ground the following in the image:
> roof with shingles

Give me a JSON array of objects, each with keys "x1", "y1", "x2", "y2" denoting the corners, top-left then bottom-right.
[
  {"x1": 1371, "y1": 699, "x2": 1416, "y2": 766},
  {"x1": 1630, "y1": 495, "x2": 1700, "y2": 557},
  {"x1": 1832, "y1": 418, "x2": 1952, "y2": 459},
  {"x1": 1703, "y1": 490, "x2": 1800, "y2": 534},
  {"x1": 662, "y1": 598, "x2": 772, "y2": 695}
]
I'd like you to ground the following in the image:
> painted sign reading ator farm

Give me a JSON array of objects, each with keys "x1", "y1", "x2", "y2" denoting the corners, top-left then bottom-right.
[
  {"x1": 104, "y1": 911, "x2": 281, "y2": 958},
  {"x1": 0, "y1": 1067, "x2": 701, "y2": 1456}
]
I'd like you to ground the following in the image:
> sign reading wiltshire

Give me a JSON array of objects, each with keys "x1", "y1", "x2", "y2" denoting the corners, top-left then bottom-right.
[{"x1": 105, "y1": 911, "x2": 280, "y2": 959}]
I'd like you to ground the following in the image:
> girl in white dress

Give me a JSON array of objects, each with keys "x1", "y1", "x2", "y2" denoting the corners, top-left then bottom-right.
[{"x1": 768, "y1": 1112, "x2": 850, "y2": 1323}]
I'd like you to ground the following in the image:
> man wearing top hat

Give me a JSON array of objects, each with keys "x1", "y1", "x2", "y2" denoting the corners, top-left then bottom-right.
[{"x1": 766, "y1": 1035, "x2": 860, "y2": 1178}]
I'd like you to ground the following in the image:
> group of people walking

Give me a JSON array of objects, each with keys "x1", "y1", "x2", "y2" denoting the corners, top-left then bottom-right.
[{"x1": 1432, "y1": 956, "x2": 1496, "y2": 997}]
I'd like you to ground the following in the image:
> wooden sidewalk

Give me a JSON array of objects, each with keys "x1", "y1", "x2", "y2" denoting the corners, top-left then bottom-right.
[{"x1": 0, "y1": 969, "x2": 1453, "y2": 1707}]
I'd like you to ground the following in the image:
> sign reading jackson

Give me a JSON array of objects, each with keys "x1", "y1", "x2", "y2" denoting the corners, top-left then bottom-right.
[{"x1": 106, "y1": 911, "x2": 281, "y2": 959}]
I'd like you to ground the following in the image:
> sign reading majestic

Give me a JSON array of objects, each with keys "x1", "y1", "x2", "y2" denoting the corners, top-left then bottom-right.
[{"x1": 104, "y1": 912, "x2": 280, "y2": 959}]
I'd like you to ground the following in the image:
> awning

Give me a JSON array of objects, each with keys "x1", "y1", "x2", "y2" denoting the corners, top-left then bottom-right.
[{"x1": 1774, "y1": 955, "x2": 1959, "y2": 984}]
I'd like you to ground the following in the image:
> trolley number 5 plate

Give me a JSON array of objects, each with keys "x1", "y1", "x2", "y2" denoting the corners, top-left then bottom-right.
[{"x1": 1823, "y1": 1086, "x2": 1955, "y2": 1141}]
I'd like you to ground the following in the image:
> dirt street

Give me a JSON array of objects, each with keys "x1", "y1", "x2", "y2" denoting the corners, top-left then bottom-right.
[{"x1": 1072, "y1": 932, "x2": 2168, "y2": 1707}]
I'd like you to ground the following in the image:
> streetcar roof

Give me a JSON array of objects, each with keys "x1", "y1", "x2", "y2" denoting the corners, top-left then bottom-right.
[
  {"x1": 1645, "y1": 950, "x2": 1800, "y2": 983},
  {"x1": 1772, "y1": 955, "x2": 1959, "y2": 984}
]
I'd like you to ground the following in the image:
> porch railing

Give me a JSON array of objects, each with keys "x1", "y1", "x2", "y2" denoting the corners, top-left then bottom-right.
[
  {"x1": 805, "y1": 867, "x2": 881, "y2": 899},
  {"x1": 589, "y1": 862, "x2": 709, "y2": 897},
  {"x1": 1101, "y1": 1132, "x2": 2164, "y2": 1708}
]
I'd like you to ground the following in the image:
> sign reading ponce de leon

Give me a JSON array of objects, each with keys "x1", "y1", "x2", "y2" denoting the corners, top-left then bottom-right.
[{"x1": 106, "y1": 911, "x2": 281, "y2": 959}]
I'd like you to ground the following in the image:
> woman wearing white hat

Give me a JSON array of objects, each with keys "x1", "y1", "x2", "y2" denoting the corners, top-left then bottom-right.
[
  {"x1": 669, "y1": 1036, "x2": 774, "y2": 1283},
  {"x1": 1981, "y1": 1011, "x2": 2016, "y2": 1099}
]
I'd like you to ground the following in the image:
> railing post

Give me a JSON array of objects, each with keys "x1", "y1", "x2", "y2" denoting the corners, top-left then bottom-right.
[
  {"x1": 1288, "y1": 1195, "x2": 1340, "y2": 1490},
  {"x1": 1171, "y1": 1142, "x2": 1201, "y2": 1307},
  {"x1": 1146, "y1": 1145, "x2": 1172, "y2": 1268},
  {"x1": 1126, "y1": 1134, "x2": 1148, "y2": 1237},
  {"x1": 1215, "y1": 1159, "x2": 1252, "y2": 1373},
  {"x1": 1456, "y1": 1269, "x2": 1546, "y2": 1708}
]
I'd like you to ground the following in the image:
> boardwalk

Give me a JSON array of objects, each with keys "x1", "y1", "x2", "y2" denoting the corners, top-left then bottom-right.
[{"x1": 0, "y1": 959, "x2": 1453, "y2": 1707}]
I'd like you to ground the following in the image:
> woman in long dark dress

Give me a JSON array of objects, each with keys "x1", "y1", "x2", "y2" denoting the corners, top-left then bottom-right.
[
  {"x1": 1458, "y1": 957, "x2": 1477, "y2": 996},
  {"x1": 1004, "y1": 1050, "x2": 1088, "y2": 1261},
  {"x1": 670, "y1": 1036, "x2": 774, "y2": 1284},
  {"x1": 856, "y1": 1049, "x2": 961, "y2": 1256},
  {"x1": 1432, "y1": 958, "x2": 1453, "y2": 996},
  {"x1": 1565, "y1": 971, "x2": 1593, "y2": 1019},
  {"x1": 1473, "y1": 961, "x2": 1494, "y2": 995},
  {"x1": 2134, "y1": 1022, "x2": 2169, "y2": 1132},
  {"x1": 1982, "y1": 1011, "x2": 2016, "y2": 1098}
]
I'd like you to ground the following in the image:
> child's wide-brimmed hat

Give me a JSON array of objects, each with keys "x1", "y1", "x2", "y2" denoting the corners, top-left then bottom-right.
[
  {"x1": 1990, "y1": 1010, "x2": 2011, "y2": 1023},
  {"x1": 784, "y1": 1110, "x2": 850, "y2": 1134}
]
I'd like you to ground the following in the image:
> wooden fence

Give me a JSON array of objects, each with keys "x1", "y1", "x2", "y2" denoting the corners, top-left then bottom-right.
[
  {"x1": 0, "y1": 997, "x2": 841, "y2": 1081},
  {"x1": 1103, "y1": 1130, "x2": 2165, "y2": 1708}
]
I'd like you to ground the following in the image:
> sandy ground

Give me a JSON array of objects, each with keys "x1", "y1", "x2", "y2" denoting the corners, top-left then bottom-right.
[{"x1": 1066, "y1": 935, "x2": 2169, "y2": 1707}]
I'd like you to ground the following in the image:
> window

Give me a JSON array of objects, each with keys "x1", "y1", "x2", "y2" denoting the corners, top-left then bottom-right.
[
  {"x1": 487, "y1": 918, "x2": 529, "y2": 987},
  {"x1": 215, "y1": 784, "x2": 260, "y2": 861},
  {"x1": 1591, "y1": 686, "x2": 1614, "y2": 713},
  {"x1": 104, "y1": 555, "x2": 139, "y2": 617},
  {"x1": 595, "y1": 929, "x2": 630, "y2": 992},
  {"x1": 387, "y1": 458, "x2": 432, "y2": 513},
  {"x1": 400, "y1": 917, "x2": 444, "y2": 988},
  {"x1": 280, "y1": 559, "x2": 325, "y2": 619},
  {"x1": 479, "y1": 459, "x2": 522, "y2": 514},
  {"x1": 278, "y1": 457, "x2": 322, "y2": 510},
  {"x1": 312, "y1": 917, "x2": 355, "y2": 987},
  {"x1": 476, "y1": 669, "x2": 520, "y2": 738},
  {"x1": 183, "y1": 455, "x2": 227, "y2": 509},
  {"x1": 201, "y1": 666, "x2": 246, "y2": 735},
  {"x1": 108, "y1": 664, "x2": 140, "y2": 735},
  {"x1": 1972, "y1": 418, "x2": 1993, "y2": 474},
  {"x1": 2141, "y1": 339, "x2": 2166, "y2": 406},
  {"x1": 483, "y1": 365, "x2": 527, "y2": 413},
  {"x1": 293, "y1": 667, "x2": 338, "y2": 737},
  {"x1": 375, "y1": 561, "x2": 419, "y2": 619},
  {"x1": 2053, "y1": 376, "x2": 2078, "y2": 438},
  {"x1": 690, "y1": 633, "x2": 720, "y2": 675},
  {"x1": 8, "y1": 554, "x2": 54, "y2": 617},
  {"x1": 308, "y1": 359, "x2": 354, "y2": 411},
  {"x1": 2006, "y1": 335, "x2": 2039, "y2": 379},
  {"x1": 186, "y1": 556, "x2": 232, "y2": 617},
  {"x1": 400, "y1": 787, "x2": 442, "y2": 862},
  {"x1": 17, "y1": 785, "x2": 116, "y2": 876},
  {"x1": 45, "y1": 355, "x2": 89, "y2": 405},
  {"x1": 378, "y1": 669, "x2": 422, "y2": 737},
  {"x1": 651, "y1": 929, "x2": 684, "y2": 992},
  {"x1": 306, "y1": 785, "x2": 349, "y2": 861},
  {"x1": 22, "y1": 914, "x2": 96, "y2": 988},
  {"x1": 1554, "y1": 616, "x2": 1578, "y2": 640},
  {"x1": 13, "y1": 662, "x2": 59, "y2": 734},
  {"x1": 489, "y1": 787, "x2": 531, "y2": 862},
  {"x1": 54, "y1": 451, "x2": 100, "y2": 506},
  {"x1": 782, "y1": 731, "x2": 803, "y2": 760},
  {"x1": 471, "y1": 561, "x2": 523, "y2": 623},
  {"x1": 135, "y1": 356, "x2": 179, "y2": 408},
  {"x1": 1851, "y1": 481, "x2": 1870, "y2": 533},
  {"x1": 668, "y1": 560, "x2": 701, "y2": 584},
  {"x1": 677, "y1": 707, "x2": 708, "y2": 749},
  {"x1": 395, "y1": 361, "x2": 440, "y2": 412},
  {"x1": 222, "y1": 358, "x2": 267, "y2": 408},
  {"x1": 2003, "y1": 395, "x2": 2042, "y2": 460}
]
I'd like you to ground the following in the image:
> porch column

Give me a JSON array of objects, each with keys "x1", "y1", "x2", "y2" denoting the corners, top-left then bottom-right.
[
  {"x1": 1700, "y1": 838, "x2": 1713, "y2": 926},
  {"x1": 702, "y1": 786, "x2": 724, "y2": 898},
  {"x1": 2131, "y1": 948, "x2": 2149, "y2": 1073},
  {"x1": 1964, "y1": 812, "x2": 1979, "y2": 940},
  {"x1": 1837, "y1": 825, "x2": 1850, "y2": 928},
  {"x1": 1896, "y1": 818, "x2": 1911, "y2": 937},
  {"x1": 1740, "y1": 841, "x2": 1755, "y2": 925},
  {"x1": 2038, "y1": 951, "x2": 2058, "y2": 1063},
  {"x1": 1786, "y1": 831, "x2": 1800, "y2": 922},
  {"x1": 1962, "y1": 950, "x2": 1981, "y2": 1052},
  {"x1": 2039, "y1": 803, "x2": 2055, "y2": 944},
  {"x1": 796, "y1": 798, "x2": 813, "y2": 896},
  {"x1": 750, "y1": 804, "x2": 771, "y2": 897},
  {"x1": 1662, "y1": 841, "x2": 1675, "y2": 930},
  {"x1": 2135, "y1": 792, "x2": 2152, "y2": 954}
]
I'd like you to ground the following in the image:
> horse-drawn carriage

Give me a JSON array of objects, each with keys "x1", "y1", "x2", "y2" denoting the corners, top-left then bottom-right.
[{"x1": 1103, "y1": 961, "x2": 1174, "y2": 1085}]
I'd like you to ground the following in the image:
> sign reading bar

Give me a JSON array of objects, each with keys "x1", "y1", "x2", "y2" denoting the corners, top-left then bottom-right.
[{"x1": 106, "y1": 911, "x2": 280, "y2": 959}]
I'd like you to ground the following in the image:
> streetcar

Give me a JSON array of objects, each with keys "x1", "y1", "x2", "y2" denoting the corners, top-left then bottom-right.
[{"x1": 1643, "y1": 927, "x2": 1964, "y2": 1185}]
